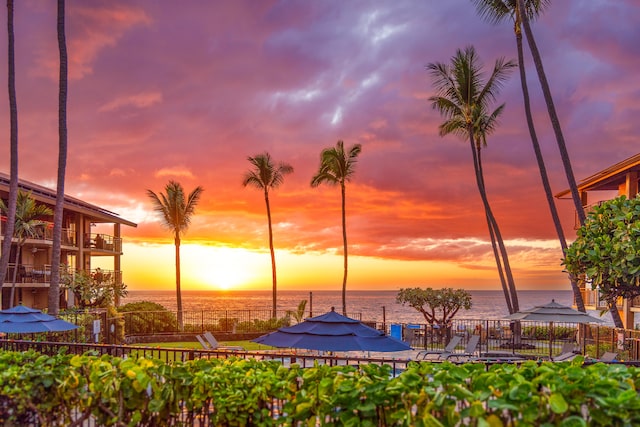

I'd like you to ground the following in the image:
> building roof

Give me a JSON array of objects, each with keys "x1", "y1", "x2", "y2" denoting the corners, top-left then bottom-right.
[
  {"x1": 0, "y1": 172, "x2": 137, "y2": 227},
  {"x1": 555, "y1": 152, "x2": 640, "y2": 198}
]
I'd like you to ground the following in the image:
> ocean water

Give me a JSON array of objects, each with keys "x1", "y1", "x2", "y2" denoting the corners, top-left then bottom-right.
[{"x1": 120, "y1": 289, "x2": 614, "y2": 325}]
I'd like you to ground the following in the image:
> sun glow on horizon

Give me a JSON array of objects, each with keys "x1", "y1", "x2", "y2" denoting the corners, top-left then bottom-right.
[
  {"x1": 183, "y1": 245, "x2": 268, "y2": 290},
  {"x1": 119, "y1": 241, "x2": 572, "y2": 292}
]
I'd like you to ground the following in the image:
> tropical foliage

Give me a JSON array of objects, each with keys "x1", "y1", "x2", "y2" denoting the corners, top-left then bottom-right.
[
  {"x1": 396, "y1": 287, "x2": 473, "y2": 326},
  {"x1": 147, "y1": 180, "x2": 204, "y2": 330},
  {"x1": 564, "y1": 195, "x2": 640, "y2": 328},
  {"x1": 428, "y1": 46, "x2": 519, "y2": 315},
  {"x1": 311, "y1": 140, "x2": 362, "y2": 316},
  {"x1": 118, "y1": 301, "x2": 178, "y2": 334},
  {"x1": 286, "y1": 299, "x2": 308, "y2": 324},
  {"x1": 243, "y1": 152, "x2": 294, "y2": 318},
  {"x1": 0, "y1": 190, "x2": 53, "y2": 306},
  {"x1": 2, "y1": 350, "x2": 640, "y2": 426},
  {"x1": 61, "y1": 269, "x2": 127, "y2": 309}
]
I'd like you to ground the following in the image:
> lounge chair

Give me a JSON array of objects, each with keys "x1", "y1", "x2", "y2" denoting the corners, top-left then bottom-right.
[
  {"x1": 203, "y1": 331, "x2": 244, "y2": 351},
  {"x1": 552, "y1": 342, "x2": 579, "y2": 362},
  {"x1": 196, "y1": 334, "x2": 211, "y2": 349},
  {"x1": 445, "y1": 334, "x2": 481, "y2": 361},
  {"x1": 599, "y1": 351, "x2": 618, "y2": 363},
  {"x1": 416, "y1": 335, "x2": 463, "y2": 360}
]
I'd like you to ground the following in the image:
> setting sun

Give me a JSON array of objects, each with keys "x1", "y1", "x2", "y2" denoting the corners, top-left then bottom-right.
[{"x1": 182, "y1": 245, "x2": 269, "y2": 290}]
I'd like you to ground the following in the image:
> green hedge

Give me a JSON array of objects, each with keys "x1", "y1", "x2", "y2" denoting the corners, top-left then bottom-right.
[{"x1": 1, "y1": 350, "x2": 639, "y2": 426}]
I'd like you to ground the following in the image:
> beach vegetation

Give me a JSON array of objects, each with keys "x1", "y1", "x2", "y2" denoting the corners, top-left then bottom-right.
[
  {"x1": 62, "y1": 269, "x2": 127, "y2": 309},
  {"x1": 286, "y1": 299, "x2": 307, "y2": 324},
  {"x1": 564, "y1": 195, "x2": 640, "y2": 329},
  {"x1": 3, "y1": 349, "x2": 640, "y2": 425},
  {"x1": 147, "y1": 181, "x2": 204, "y2": 331},
  {"x1": 311, "y1": 140, "x2": 362, "y2": 316},
  {"x1": 118, "y1": 301, "x2": 178, "y2": 334},
  {"x1": 428, "y1": 46, "x2": 519, "y2": 316},
  {"x1": 471, "y1": 0, "x2": 587, "y2": 313},
  {"x1": 522, "y1": 324, "x2": 574, "y2": 340},
  {"x1": 0, "y1": 191, "x2": 52, "y2": 307},
  {"x1": 242, "y1": 152, "x2": 294, "y2": 318},
  {"x1": 48, "y1": 0, "x2": 69, "y2": 317},
  {"x1": 396, "y1": 287, "x2": 472, "y2": 329}
]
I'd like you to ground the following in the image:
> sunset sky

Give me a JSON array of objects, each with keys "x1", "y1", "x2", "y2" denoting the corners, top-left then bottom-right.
[{"x1": 0, "y1": 1, "x2": 638, "y2": 293}]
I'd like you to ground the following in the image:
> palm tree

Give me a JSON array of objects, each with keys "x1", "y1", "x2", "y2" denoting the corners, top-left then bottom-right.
[
  {"x1": 428, "y1": 46, "x2": 520, "y2": 314},
  {"x1": 48, "y1": 0, "x2": 68, "y2": 316},
  {"x1": 0, "y1": 191, "x2": 53, "y2": 307},
  {"x1": 311, "y1": 140, "x2": 362, "y2": 316},
  {"x1": 0, "y1": 0, "x2": 20, "y2": 305},
  {"x1": 147, "y1": 181, "x2": 204, "y2": 330},
  {"x1": 242, "y1": 152, "x2": 294, "y2": 318},
  {"x1": 514, "y1": 0, "x2": 585, "y2": 226},
  {"x1": 471, "y1": 0, "x2": 586, "y2": 312}
]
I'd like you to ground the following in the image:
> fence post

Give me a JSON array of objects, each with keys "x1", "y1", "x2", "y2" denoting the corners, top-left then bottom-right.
[{"x1": 382, "y1": 306, "x2": 386, "y2": 334}]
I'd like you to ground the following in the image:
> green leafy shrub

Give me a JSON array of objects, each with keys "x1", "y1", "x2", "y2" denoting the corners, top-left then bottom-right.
[
  {"x1": 118, "y1": 301, "x2": 177, "y2": 335},
  {"x1": 523, "y1": 325, "x2": 575, "y2": 340},
  {"x1": 3, "y1": 349, "x2": 640, "y2": 426}
]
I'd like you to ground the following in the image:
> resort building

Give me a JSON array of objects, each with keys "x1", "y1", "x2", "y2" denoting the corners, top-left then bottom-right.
[
  {"x1": 556, "y1": 152, "x2": 640, "y2": 328},
  {"x1": 0, "y1": 172, "x2": 137, "y2": 310}
]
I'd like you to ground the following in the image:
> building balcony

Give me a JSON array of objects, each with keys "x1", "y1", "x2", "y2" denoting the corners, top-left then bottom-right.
[
  {"x1": 1, "y1": 217, "x2": 76, "y2": 246},
  {"x1": 579, "y1": 288, "x2": 623, "y2": 310},
  {"x1": 84, "y1": 233, "x2": 122, "y2": 254},
  {"x1": 3, "y1": 264, "x2": 122, "y2": 287}
]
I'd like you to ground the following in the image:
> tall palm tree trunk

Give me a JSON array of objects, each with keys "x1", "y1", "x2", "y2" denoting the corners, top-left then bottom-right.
[
  {"x1": 487, "y1": 215, "x2": 513, "y2": 314},
  {"x1": 609, "y1": 302, "x2": 624, "y2": 329},
  {"x1": 514, "y1": 25, "x2": 586, "y2": 312},
  {"x1": 174, "y1": 234, "x2": 183, "y2": 331},
  {"x1": 49, "y1": 0, "x2": 67, "y2": 315},
  {"x1": 516, "y1": 0, "x2": 585, "y2": 227},
  {"x1": 265, "y1": 190, "x2": 277, "y2": 318},
  {"x1": 340, "y1": 182, "x2": 348, "y2": 316},
  {"x1": 469, "y1": 129, "x2": 519, "y2": 313},
  {"x1": 8, "y1": 241, "x2": 23, "y2": 306},
  {"x1": 0, "y1": 0, "x2": 19, "y2": 306}
]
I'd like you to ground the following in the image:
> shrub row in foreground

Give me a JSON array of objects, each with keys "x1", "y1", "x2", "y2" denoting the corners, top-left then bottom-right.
[{"x1": 1, "y1": 350, "x2": 639, "y2": 426}]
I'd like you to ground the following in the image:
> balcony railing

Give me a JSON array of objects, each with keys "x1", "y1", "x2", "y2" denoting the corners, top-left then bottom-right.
[
  {"x1": 3, "y1": 263, "x2": 54, "y2": 284},
  {"x1": 3, "y1": 264, "x2": 122, "y2": 286},
  {"x1": 580, "y1": 288, "x2": 623, "y2": 310},
  {"x1": 84, "y1": 233, "x2": 122, "y2": 253},
  {"x1": 0, "y1": 217, "x2": 76, "y2": 246}
]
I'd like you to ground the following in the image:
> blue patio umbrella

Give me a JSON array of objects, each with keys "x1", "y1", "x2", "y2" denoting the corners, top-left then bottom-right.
[
  {"x1": 252, "y1": 308, "x2": 411, "y2": 352},
  {"x1": 0, "y1": 304, "x2": 78, "y2": 333}
]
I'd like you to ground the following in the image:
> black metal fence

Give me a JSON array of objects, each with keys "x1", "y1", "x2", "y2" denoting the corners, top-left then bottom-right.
[
  {"x1": 45, "y1": 309, "x2": 640, "y2": 362},
  {"x1": 115, "y1": 309, "x2": 362, "y2": 339},
  {"x1": 391, "y1": 318, "x2": 640, "y2": 361},
  {"x1": 0, "y1": 339, "x2": 411, "y2": 371}
]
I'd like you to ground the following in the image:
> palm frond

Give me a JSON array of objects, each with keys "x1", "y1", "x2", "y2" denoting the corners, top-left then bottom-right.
[{"x1": 472, "y1": 0, "x2": 550, "y2": 25}]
